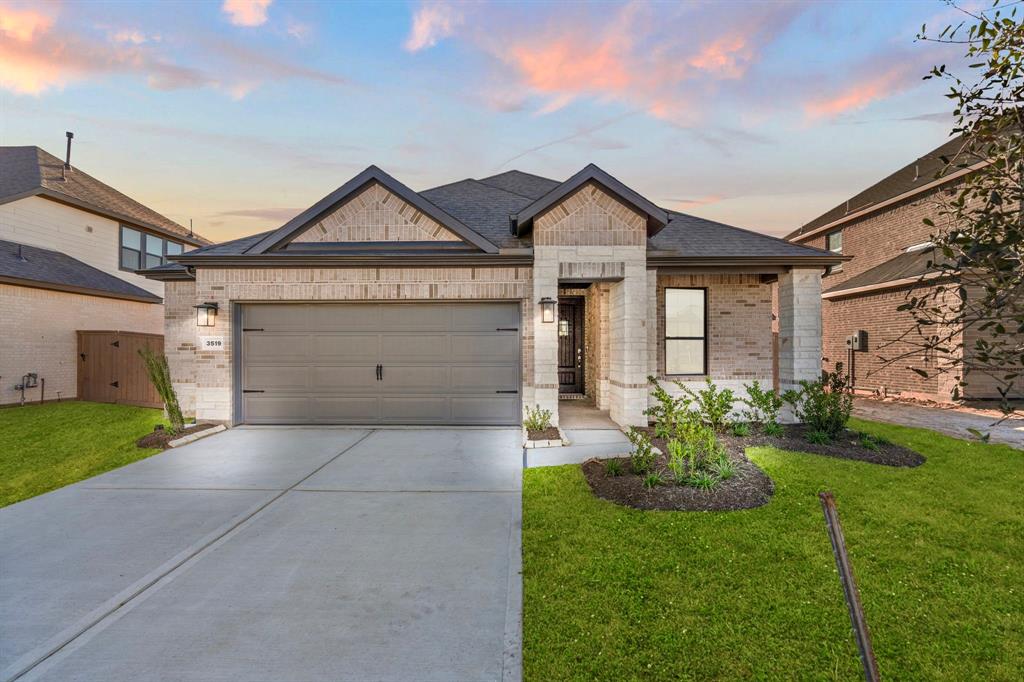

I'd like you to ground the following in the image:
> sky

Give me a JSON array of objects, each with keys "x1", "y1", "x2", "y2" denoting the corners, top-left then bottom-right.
[{"x1": 0, "y1": 0, "x2": 975, "y2": 242}]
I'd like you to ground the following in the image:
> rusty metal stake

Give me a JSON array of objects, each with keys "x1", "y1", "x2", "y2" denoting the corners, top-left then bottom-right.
[{"x1": 820, "y1": 491, "x2": 881, "y2": 682}]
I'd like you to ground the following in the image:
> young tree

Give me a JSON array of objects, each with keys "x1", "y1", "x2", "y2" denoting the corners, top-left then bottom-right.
[
  {"x1": 894, "y1": 1, "x2": 1023, "y2": 417},
  {"x1": 139, "y1": 347, "x2": 185, "y2": 433}
]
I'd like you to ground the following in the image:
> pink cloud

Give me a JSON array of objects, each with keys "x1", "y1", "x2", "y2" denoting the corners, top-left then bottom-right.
[
  {"x1": 404, "y1": 2, "x2": 462, "y2": 52},
  {"x1": 0, "y1": 5, "x2": 53, "y2": 41},
  {"x1": 803, "y1": 49, "x2": 938, "y2": 119},
  {"x1": 222, "y1": 0, "x2": 272, "y2": 28}
]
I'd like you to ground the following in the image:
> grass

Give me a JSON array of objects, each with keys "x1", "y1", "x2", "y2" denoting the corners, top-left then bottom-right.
[
  {"x1": 522, "y1": 418, "x2": 1024, "y2": 680},
  {"x1": 0, "y1": 401, "x2": 165, "y2": 507}
]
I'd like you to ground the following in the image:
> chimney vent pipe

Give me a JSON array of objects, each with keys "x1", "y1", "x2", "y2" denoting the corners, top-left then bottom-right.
[{"x1": 64, "y1": 131, "x2": 74, "y2": 171}]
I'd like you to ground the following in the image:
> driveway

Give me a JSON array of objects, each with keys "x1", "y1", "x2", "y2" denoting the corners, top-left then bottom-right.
[
  {"x1": 854, "y1": 397, "x2": 1024, "y2": 449},
  {"x1": 0, "y1": 427, "x2": 523, "y2": 682}
]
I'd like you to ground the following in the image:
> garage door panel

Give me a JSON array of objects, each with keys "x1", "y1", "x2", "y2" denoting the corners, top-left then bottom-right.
[
  {"x1": 311, "y1": 366, "x2": 379, "y2": 391},
  {"x1": 245, "y1": 335, "x2": 311, "y2": 362},
  {"x1": 379, "y1": 304, "x2": 451, "y2": 332},
  {"x1": 450, "y1": 365, "x2": 518, "y2": 392},
  {"x1": 308, "y1": 304, "x2": 381, "y2": 331},
  {"x1": 243, "y1": 305, "x2": 310, "y2": 330},
  {"x1": 378, "y1": 365, "x2": 448, "y2": 392},
  {"x1": 312, "y1": 334, "x2": 379, "y2": 362},
  {"x1": 310, "y1": 397, "x2": 380, "y2": 422},
  {"x1": 451, "y1": 397, "x2": 519, "y2": 424},
  {"x1": 451, "y1": 304, "x2": 518, "y2": 332},
  {"x1": 244, "y1": 365, "x2": 311, "y2": 390},
  {"x1": 380, "y1": 334, "x2": 450, "y2": 363},
  {"x1": 451, "y1": 334, "x2": 518, "y2": 360},
  {"x1": 380, "y1": 397, "x2": 449, "y2": 422},
  {"x1": 244, "y1": 396, "x2": 311, "y2": 422}
]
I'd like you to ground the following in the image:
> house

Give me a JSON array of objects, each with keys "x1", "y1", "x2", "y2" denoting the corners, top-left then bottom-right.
[
  {"x1": 141, "y1": 164, "x2": 841, "y2": 427},
  {"x1": 0, "y1": 139, "x2": 208, "y2": 406},
  {"x1": 785, "y1": 136, "x2": 1018, "y2": 402}
]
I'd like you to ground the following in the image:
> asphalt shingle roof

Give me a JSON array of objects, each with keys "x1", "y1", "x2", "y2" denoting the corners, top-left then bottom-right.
[
  {"x1": 823, "y1": 247, "x2": 945, "y2": 295},
  {"x1": 650, "y1": 211, "x2": 834, "y2": 258},
  {"x1": 0, "y1": 146, "x2": 208, "y2": 244},
  {"x1": 476, "y1": 170, "x2": 561, "y2": 199},
  {"x1": 419, "y1": 179, "x2": 533, "y2": 248},
  {"x1": 789, "y1": 136, "x2": 969, "y2": 240},
  {"x1": 0, "y1": 239, "x2": 161, "y2": 302}
]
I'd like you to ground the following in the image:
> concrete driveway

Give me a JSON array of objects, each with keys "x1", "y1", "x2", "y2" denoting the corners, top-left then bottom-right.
[{"x1": 0, "y1": 427, "x2": 523, "y2": 682}]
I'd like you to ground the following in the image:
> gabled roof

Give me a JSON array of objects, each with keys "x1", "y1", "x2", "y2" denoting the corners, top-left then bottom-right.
[
  {"x1": 476, "y1": 170, "x2": 561, "y2": 200},
  {"x1": 787, "y1": 135, "x2": 973, "y2": 242},
  {"x1": 420, "y1": 179, "x2": 534, "y2": 249},
  {"x1": 246, "y1": 166, "x2": 499, "y2": 254},
  {"x1": 0, "y1": 146, "x2": 208, "y2": 246},
  {"x1": 0, "y1": 239, "x2": 161, "y2": 303},
  {"x1": 511, "y1": 163, "x2": 669, "y2": 237}
]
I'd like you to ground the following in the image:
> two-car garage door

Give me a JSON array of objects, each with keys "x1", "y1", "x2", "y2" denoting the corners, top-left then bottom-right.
[{"x1": 239, "y1": 303, "x2": 521, "y2": 425}]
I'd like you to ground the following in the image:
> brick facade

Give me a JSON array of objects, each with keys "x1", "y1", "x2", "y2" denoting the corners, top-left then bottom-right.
[
  {"x1": 533, "y1": 183, "x2": 647, "y2": 247},
  {"x1": 292, "y1": 182, "x2": 459, "y2": 243},
  {"x1": 1, "y1": 283, "x2": 163, "y2": 405}
]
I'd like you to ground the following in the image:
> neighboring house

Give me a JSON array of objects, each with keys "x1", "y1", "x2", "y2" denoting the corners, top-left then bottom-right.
[
  {"x1": 0, "y1": 143, "x2": 208, "y2": 406},
  {"x1": 786, "y1": 136, "x2": 1017, "y2": 402},
  {"x1": 141, "y1": 164, "x2": 840, "y2": 428}
]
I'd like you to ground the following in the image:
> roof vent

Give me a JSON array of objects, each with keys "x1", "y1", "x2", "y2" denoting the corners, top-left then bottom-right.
[
  {"x1": 17, "y1": 243, "x2": 28, "y2": 262},
  {"x1": 63, "y1": 131, "x2": 74, "y2": 178}
]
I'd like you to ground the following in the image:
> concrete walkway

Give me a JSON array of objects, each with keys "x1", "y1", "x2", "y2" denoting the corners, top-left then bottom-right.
[
  {"x1": 854, "y1": 397, "x2": 1024, "y2": 449},
  {"x1": 0, "y1": 427, "x2": 523, "y2": 682}
]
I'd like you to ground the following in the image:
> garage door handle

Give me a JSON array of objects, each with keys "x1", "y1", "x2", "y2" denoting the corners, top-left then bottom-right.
[
  {"x1": 495, "y1": 390, "x2": 518, "y2": 394},
  {"x1": 243, "y1": 389, "x2": 265, "y2": 393},
  {"x1": 496, "y1": 327, "x2": 518, "y2": 332},
  {"x1": 376, "y1": 364, "x2": 382, "y2": 381}
]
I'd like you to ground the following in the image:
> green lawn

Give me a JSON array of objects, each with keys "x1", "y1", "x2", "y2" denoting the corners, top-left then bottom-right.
[
  {"x1": 0, "y1": 401, "x2": 165, "y2": 507},
  {"x1": 523, "y1": 418, "x2": 1024, "y2": 681}
]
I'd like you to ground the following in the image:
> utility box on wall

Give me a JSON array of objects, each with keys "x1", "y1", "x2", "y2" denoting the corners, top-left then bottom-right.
[{"x1": 845, "y1": 330, "x2": 868, "y2": 351}]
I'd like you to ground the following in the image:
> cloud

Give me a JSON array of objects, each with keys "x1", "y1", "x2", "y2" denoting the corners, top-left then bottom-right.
[
  {"x1": 215, "y1": 207, "x2": 304, "y2": 222},
  {"x1": 111, "y1": 29, "x2": 148, "y2": 45},
  {"x1": 222, "y1": 0, "x2": 272, "y2": 28},
  {"x1": 285, "y1": 18, "x2": 311, "y2": 42},
  {"x1": 495, "y1": 111, "x2": 637, "y2": 168},
  {"x1": 404, "y1": 1, "x2": 462, "y2": 52},
  {"x1": 0, "y1": 5, "x2": 53, "y2": 41},
  {"x1": 668, "y1": 195, "x2": 726, "y2": 208}
]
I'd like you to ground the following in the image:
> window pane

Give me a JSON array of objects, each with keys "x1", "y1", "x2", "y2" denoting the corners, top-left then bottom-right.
[
  {"x1": 145, "y1": 254, "x2": 162, "y2": 268},
  {"x1": 121, "y1": 248, "x2": 140, "y2": 270},
  {"x1": 666, "y1": 289, "x2": 705, "y2": 337},
  {"x1": 166, "y1": 241, "x2": 183, "y2": 256},
  {"x1": 145, "y1": 235, "x2": 163, "y2": 256},
  {"x1": 827, "y1": 231, "x2": 842, "y2": 253},
  {"x1": 121, "y1": 226, "x2": 141, "y2": 250},
  {"x1": 666, "y1": 339, "x2": 704, "y2": 375}
]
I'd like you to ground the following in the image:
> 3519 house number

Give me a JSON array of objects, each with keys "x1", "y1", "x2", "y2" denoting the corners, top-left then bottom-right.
[{"x1": 199, "y1": 336, "x2": 225, "y2": 350}]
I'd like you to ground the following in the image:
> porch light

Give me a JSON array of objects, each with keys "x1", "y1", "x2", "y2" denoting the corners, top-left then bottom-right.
[
  {"x1": 539, "y1": 297, "x2": 556, "y2": 323},
  {"x1": 194, "y1": 302, "x2": 219, "y2": 327}
]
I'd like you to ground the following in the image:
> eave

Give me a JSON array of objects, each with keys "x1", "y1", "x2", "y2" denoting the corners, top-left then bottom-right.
[{"x1": 0, "y1": 275, "x2": 163, "y2": 303}]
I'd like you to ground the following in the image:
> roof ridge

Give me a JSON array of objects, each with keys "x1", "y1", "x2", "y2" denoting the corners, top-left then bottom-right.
[
  {"x1": 426, "y1": 177, "x2": 539, "y2": 202},
  {"x1": 665, "y1": 210, "x2": 833, "y2": 256}
]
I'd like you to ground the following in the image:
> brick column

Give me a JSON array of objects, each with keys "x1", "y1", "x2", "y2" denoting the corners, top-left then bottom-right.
[
  {"x1": 608, "y1": 259, "x2": 649, "y2": 426},
  {"x1": 778, "y1": 267, "x2": 823, "y2": 421},
  {"x1": 531, "y1": 248, "x2": 561, "y2": 426}
]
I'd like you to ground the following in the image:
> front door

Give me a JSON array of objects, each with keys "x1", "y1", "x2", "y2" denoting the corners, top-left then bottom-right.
[{"x1": 557, "y1": 297, "x2": 584, "y2": 395}]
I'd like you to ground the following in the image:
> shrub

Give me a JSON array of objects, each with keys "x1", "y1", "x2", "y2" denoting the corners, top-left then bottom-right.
[
  {"x1": 626, "y1": 427, "x2": 656, "y2": 474},
  {"x1": 666, "y1": 439, "x2": 687, "y2": 482},
  {"x1": 604, "y1": 459, "x2": 624, "y2": 477},
  {"x1": 524, "y1": 405, "x2": 552, "y2": 432},
  {"x1": 646, "y1": 376, "x2": 689, "y2": 439},
  {"x1": 784, "y1": 364, "x2": 854, "y2": 438},
  {"x1": 730, "y1": 421, "x2": 751, "y2": 437},
  {"x1": 679, "y1": 378, "x2": 735, "y2": 432},
  {"x1": 687, "y1": 470, "x2": 718, "y2": 490},
  {"x1": 139, "y1": 347, "x2": 184, "y2": 434},
  {"x1": 805, "y1": 429, "x2": 832, "y2": 445},
  {"x1": 742, "y1": 380, "x2": 784, "y2": 425},
  {"x1": 713, "y1": 455, "x2": 735, "y2": 480},
  {"x1": 642, "y1": 472, "x2": 665, "y2": 489},
  {"x1": 858, "y1": 433, "x2": 882, "y2": 452},
  {"x1": 763, "y1": 421, "x2": 785, "y2": 438}
]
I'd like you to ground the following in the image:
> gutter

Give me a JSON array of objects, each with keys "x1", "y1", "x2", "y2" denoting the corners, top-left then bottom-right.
[
  {"x1": 168, "y1": 253, "x2": 536, "y2": 268},
  {"x1": 787, "y1": 161, "x2": 988, "y2": 244},
  {"x1": 821, "y1": 271, "x2": 951, "y2": 300}
]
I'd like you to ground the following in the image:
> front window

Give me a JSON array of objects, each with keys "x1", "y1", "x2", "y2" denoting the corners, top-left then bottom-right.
[
  {"x1": 665, "y1": 287, "x2": 707, "y2": 375},
  {"x1": 826, "y1": 230, "x2": 843, "y2": 274}
]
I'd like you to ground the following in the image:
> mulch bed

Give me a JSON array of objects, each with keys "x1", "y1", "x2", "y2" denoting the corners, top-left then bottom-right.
[
  {"x1": 136, "y1": 423, "x2": 217, "y2": 449},
  {"x1": 582, "y1": 422, "x2": 924, "y2": 512},
  {"x1": 730, "y1": 423, "x2": 926, "y2": 468},
  {"x1": 528, "y1": 426, "x2": 562, "y2": 442}
]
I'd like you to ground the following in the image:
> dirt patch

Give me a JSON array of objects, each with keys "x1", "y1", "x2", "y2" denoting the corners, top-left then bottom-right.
[
  {"x1": 731, "y1": 423, "x2": 925, "y2": 468},
  {"x1": 582, "y1": 438, "x2": 774, "y2": 512},
  {"x1": 528, "y1": 426, "x2": 562, "y2": 442},
  {"x1": 136, "y1": 423, "x2": 217, "y2": 450}
]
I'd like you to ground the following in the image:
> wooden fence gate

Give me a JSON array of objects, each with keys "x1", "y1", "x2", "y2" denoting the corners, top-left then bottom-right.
[{"x1": 77, "y1": 331, "x2": 164, "y2": 408}]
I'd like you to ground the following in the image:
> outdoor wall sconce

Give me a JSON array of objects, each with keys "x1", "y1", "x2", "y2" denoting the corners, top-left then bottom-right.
[
  {"x1": 194, "y1": 301, "x2": 219, "y2": 327},
  {"x1": 539, "y1": 297, "x2": 556, "y2": 323}
]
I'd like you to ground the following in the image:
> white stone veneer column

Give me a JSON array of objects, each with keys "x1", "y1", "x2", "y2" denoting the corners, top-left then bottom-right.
[{"x1": 777, "y1": 267, "x2": 823, "y2": 422}]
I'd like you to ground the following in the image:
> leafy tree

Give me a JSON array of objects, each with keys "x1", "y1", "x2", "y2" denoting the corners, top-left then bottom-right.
[{"x1": 892, "y1": 1, "x2": 1024, "y2": 416}]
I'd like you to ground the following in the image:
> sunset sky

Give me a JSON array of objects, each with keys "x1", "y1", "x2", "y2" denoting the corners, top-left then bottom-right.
[{"x1": 0, "y1": 0, "x2": 970, "y2": 242}]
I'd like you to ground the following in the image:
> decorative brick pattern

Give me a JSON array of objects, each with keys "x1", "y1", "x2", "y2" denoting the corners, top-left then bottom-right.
[
  {"x1": 559, "y1": 261, "x2": 625, "y2": 280},
  {"x1": 534, "y1": 183, "x2": 646, "y2": 247},
  {"x1": 0, "y1": 283, "x2": 163, "y2": 405},
  {"x1": 292, "y1": 182, "x2": 460, "y2": 243}
]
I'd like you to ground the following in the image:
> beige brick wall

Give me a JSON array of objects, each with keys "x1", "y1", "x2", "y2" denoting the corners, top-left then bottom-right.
[
  {"x1": 533, "y1": 183, "x2": 647, "y2": 247},
  {"x1": 292, "y1": 182, "x2": 459, "y2": 243},
  {"x1": 0, "y1": 283, "x2": 163, "y2": 405},
  {"x1": 166, "y1": 267, "x2": 532, "y2": 422}
]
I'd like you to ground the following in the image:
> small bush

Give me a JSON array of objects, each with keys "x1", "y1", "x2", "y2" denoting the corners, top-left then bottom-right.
[
  {"x1": 642, "y1": 472, "x2": 665, "y2": 489},
  {"x1": 763, "y1": 421, "x2": 785, "y2": 437},
  {"x1": 730, "y1": 421, "x2": 751, "y2": 437},
  {"x1": 626, "y1": 427, "x2": 656, "y2": 474},
  {"x1": 139, "y1": 347, "x2": 184, "y2": 434},
  {"x1": 858, "y1": 433, "x2": 882, "y2": 452},
  {"x1": 742, "y1": 380, "x2": 784, "y2": 425},
  {"x1": 713, "y1": 455, "x2": 736, "y2": 480},
  {"x1": 646, "y1": 376, "x2": 689, "y2": 439},
  {"x1": 688, "y1": 470, "x2": 718, "y2": 490},
  {"x1": 785, "y1": 364, "x2": 854, "y2": 437},
  {"x1": 524, "y1": 404, "x2": 552, "y2": 432},
  {"x1": 604, "y1": 459, "x2": 624, "y2": 477},
  {"x1": 680, "y1": 378, "x2": 735, "y2": 432},
  {"x1": 805, "y1": 429, "x2": 832, "y2": 445}
]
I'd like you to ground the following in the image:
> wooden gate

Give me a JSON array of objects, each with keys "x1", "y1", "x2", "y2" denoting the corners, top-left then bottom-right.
[{"x1": 77, "y1": 331, "x2": 164, "y2": 408}]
